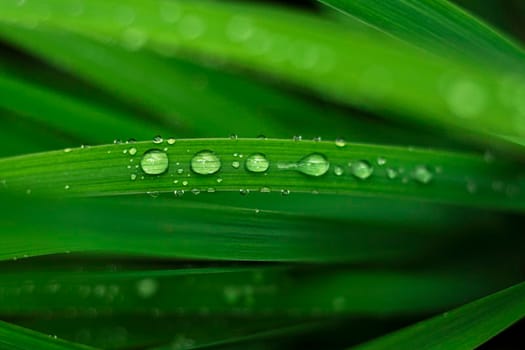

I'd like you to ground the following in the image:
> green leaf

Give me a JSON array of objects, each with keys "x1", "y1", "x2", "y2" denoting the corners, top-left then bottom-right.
[
  {"x1": 1, "y1": 0, "x2": 524, "y2": 149},
  {"x1": 0, "y1": 320, "x2": 96, "y2": 350},
  {"x1": 317, "y1": 0, "x2": 525, "y2": 68},
  {"x1": 0, "y1": 139, "x2": 522, "y2": 211},
  {"x1": 350, "y1": 281, "x2": 525, "y2": 350}
]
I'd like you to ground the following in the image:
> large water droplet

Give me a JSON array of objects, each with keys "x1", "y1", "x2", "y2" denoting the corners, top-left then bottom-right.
[
  {"x1": 413, "y1": 165, "x2": 433, "y2": 184},
  {"x1": 297, "y1": 153, "x2": 329, "y2": 177},
  {"x1": 245, "y1": 153, "x2": 269, "y2": 173},
  {"x1": 351, "y1": 160, "x2": 373, "y2": 179},
  {"x1": 191, "y1": 151, "x2": 221, "y2": 175},
  {"x1": 140, "y1": 149, "x2": 169, "y2": 175}
]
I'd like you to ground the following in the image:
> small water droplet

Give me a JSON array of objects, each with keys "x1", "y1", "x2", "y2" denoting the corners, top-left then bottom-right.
[
  {"x1": 130, "y1": 174, "x2": 137, "y2": 181},
  {"x1": 245, "y1": 153, "x2": 269, "y2": 173},
  {"x1": 153, "y1": 135, "x2": 163, "y2": 144},
  {"x1": 386, "y1": 168, "x2": 398, "y2": 179},
  {"x1": 257, "y1": 134, "x2": 267, "y2": 140},
  {"x1": 129, "y1": 147, "x2": 137, "y2": 156},
  {"x1": 191, "y1": 188, "x2": 200, "y2": 195},
  {"x1": 174, "y1": 190, "x2": 185, "y2": 197},
  {"x1": 64, "y1": 148, "x2": 72, "y2": 153},
  {"x1": 136, "y1": 279, "x2": 159, "y2": 299},
  {"x1": 167, "y1": 137, "x2": 176, "y2": 145},
  {"x1": 207, "y1": 187, "x2": 216, "y2": 193},
  {"x1": 313, "y1": 136, "x2": 322, "y2": 142},
  {"x1": 334, "y1": 166, "x2": 343, "y2": 176},
  {"x1": 182, "y1": 180, "x2": 188, "y2": 186},
  {"x1": 229, "y1": 134, "x2": 238, "y2": 140},
  {"x1": 239, "y1": 189, "x2": 250, "y2": 196},
  {"x1": 113, "y1": 139, "x2": 122, "y2": 144},
  {"x1": 140, "y1": 149, "x2": 169, "y2": 175},
  {"x1": 231, "y1": 161, "x2": 240, "y2": 169},
  {"x1": 26, "y1": 189, "x2": 31, "y2": 195},
  {"x1": 260, "y1": 187, "x2": 271, "y2": 193},
  {"x1": 147, "y1": 191, "x2": 159, "y2": 198},
  {"x1": 293, "y1": 135, "x2": 302, "y2": 141},
  {"x1": 297, "y1": 153, "x2": 329, "y2": 177},
  {"x1": 413, "y1": 165, "x2": 433, "y2": 184},
  {"x1": 446, "y1": 78, "x2": 486, "y2": 119},
  {"x1": 376, "y1": 157, "x2": 386, "y2": 166},
  {"x1": 351, "y1": 160, "x2": 373, "y2": 179},
  {"x1": 64, "y1": 185, "x2": 70, "y2": 190},
  {"x1": 217, "y1": 178, "x2": 223, "y2": 183},
  {"x1": 335, "y1": 138, "x2": 346, "y2": 148},
  {"x1": 127, "y1": 138, "x2": 136, "y2": 144},
  {"x1": 281, "y1": 189, "x2": 290, "y2": 196},
  {"x1": 123, "y1": 149, "x2": 128, "y2": 154},
  {"x1": 177, "y1": 168, "x2": 184, "y2": 174},
  {"x1": 191, "y1": 151, "x2": 221, "y2": 175}
]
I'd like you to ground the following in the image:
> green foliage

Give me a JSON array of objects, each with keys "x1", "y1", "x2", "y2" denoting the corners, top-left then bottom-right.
[{"x1": 0, "y1": 0, "x2": 524, "y2": 349}]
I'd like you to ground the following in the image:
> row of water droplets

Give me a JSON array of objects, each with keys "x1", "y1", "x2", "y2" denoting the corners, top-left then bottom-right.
[{"x1": 121, "y1": 136, "x2": 440, "y2": 198}]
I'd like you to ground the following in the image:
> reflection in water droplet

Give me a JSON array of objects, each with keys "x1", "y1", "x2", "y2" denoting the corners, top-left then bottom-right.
[
  {"x1": 297, "y1": 153, "x2": 329, "y2": 177},
  {"x1": 351, "y1": 160, "x2": 373, "y2": 179},
  {"x1": 245, "y1": 153, "x2": 269, "y2": 173},
  {"x1": 140, "y1": 149, "x2": 169, "y2": 175},
  {"x1": 191, "y1": 151, "x2": 221, "y2": 175},
  {"x1": 136, "y1": 279, "x2": 159, "y2": 299},
  {"x1": 413, "y1": 165, "x2": 433, "y2": 184}
]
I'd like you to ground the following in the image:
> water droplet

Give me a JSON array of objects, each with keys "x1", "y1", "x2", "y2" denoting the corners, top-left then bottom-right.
[
  {"x1": 281, "y1": 189, "x2": 290, "y2": 196},
  {"x1": 257, "y1": 134, "x2": 267, "y2": 140},
  {"x1": 334, "y1": 166, "x2": 343, "y2": 176},
  {"x1": 297, "y1": 153, "x2": 329, "y2": 177},
  {"x1": 130, "y1": 174, "x2": 137, "y2": 181},
  {"x1": 335, "y1": 138, "x2": 346, "y2": 148},
  {"x1": 313, "y1": 136, "x2": 322, "y2": 142},
  {"x1": 376, "y1": 157, "x2": 386, "y2": 166},
  {"x1": 177, "y1": 168, "x2": 184, "y2": 174},
  {"x1": 129, "y1": 147, "x2": 137, "y2": 156},
  {"x1": 191, "y1": 188, "x2": 200, "y2": 195},
  {"x1": 245, "y1": 153, "x2": 269, "y2": 173},
  {"x1": 293, "y1": 135, "x2": 302, "y2": 141},
  {"x1": 136, "y1": 279, "x2": 159, "y2": 299},
  {"x1": 153, "y1": 135, "x2": 163, "y2": 144},
  {"x1": 207, "y1": 187, "x2": 216, "y2": 193},
  {"x1": 147, "y1": 191, "x2": 159, "y2": 198},
  {"x1": 123, "y1": 149, "x2": 128, "y2": 154},
  {"x1": 182, "y1": 180, "x2": 188, "y2": 186},
  {"x1": 229, "y1": 134, "x2": 238, "y2": 140},
  {"x1": 127, "y1": 138, "x2": 136, "y2": 144},
  {"x1": 260, "y1": 187, "x2": 271, "y2": 193},
  {"x1": 217, "y1": 178, "x2": 223, "y2": 183},
  {"x1": 113, "y1": 139, "x2": 122, "y2": 144},
  {"x1": 174, "y1": 190, "x2": 185, "y2": 197},
  {"x1": 64, "y1": 185, "x2": 70, "y2": 190},
  {"x1": 231, "y1": 161, "x2": 240, "y2": 169},
  {"x1": 413, "y1": 165, "x2": 433, "y2": 184},
  {"x1": 64, "y1": 148, "x2": 72, "y2": 153},
  {"x1": 351, "y1": 160, "x2": 373, "y2": 179},
  {"x1": 140, "y1": 150, "x2": 169, "y2": 175},
  {"x1": 167, "y1": 137, "x2": 176, "y2": 145},
  {"x1": 386, "y1": 168, "x2": 398, "y2": 179},
  {"x1": 239, "y1": 189, "x2": 250, "y2": 196},
  {"x1": 191, "y1": 151, "x2": 221, "y2": 175}
]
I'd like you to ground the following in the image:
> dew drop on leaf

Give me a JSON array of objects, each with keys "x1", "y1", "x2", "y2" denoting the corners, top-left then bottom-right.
[
  {"x1": 136, "y1": 278, "x2": 159, "y2": 299},
  {"x1": 351, "y1": 160, "x2": 373, "y2": 179},
  {"x1": 153, "y1": 135, "x2": 163, "y2": 144},
  {"x1": 245, "y1": 153, "x2": 269, "y2": 173},
  {"x1": 334, "y1": 165, "x2": 343, "y2": 176},
  {"x1": 140, "y1": 149, "x2": 169, "y2": 175},
  {"x1": 413, "y1": 165, "x2": 433, "y2": 184},
  {"x1": 231, "y1": 160, "x2": 240, "y2": 169},
  {"x1": 191, "y1": 151, "x2": 221, "y2": 175},
  {"x1": 167, "y1": 137, "x2": 176, "y2": 145},
  {"x1": 297, "y1": 153, "x2": 329, "y2": 177},
  {"x1": 386, "y1": 168, "x2": 398, "y2": 179},
  {"x1": 129, "y1": 147, "x2": 137, "y2": 156},
  {"x1": 335, "y1": 138, "x2": 346, "y2": 148}
]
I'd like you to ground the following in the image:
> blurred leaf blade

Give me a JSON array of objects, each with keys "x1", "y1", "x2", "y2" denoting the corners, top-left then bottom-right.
[
  {"x1": 351, "y1": 281, "x2": 525, "y2": 350},
  {"x1": 1, "y1": 0, "x2": 525, "y2": 149}
]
